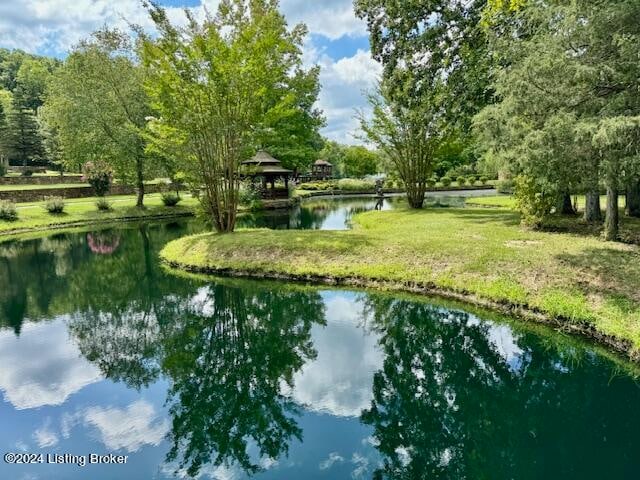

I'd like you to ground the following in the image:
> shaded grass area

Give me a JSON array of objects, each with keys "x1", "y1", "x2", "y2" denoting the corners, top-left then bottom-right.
[
  {"x1": 162, "y1": 206, "x2": 640, "y2": 354},
  {"x1": 466, "y1": 195, "x2": 640, "y2": 244},
  {"x1": 0, "y1": 183, "x2": 89, "y2": 191},
  {"x1": 0, "y1": 193, "x2": 198, "y2": 235}
]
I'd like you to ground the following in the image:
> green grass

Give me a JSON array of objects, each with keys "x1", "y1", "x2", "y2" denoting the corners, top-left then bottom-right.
[
  {"x1": 466, "y1": 194, "x2": 627, "y2": 210},
  {"x1": 162, "y1": 205, "x2": 640, "y2": 353},
  {"x1": 0, "y1": 193, "x2": 198, "y2": 235}
]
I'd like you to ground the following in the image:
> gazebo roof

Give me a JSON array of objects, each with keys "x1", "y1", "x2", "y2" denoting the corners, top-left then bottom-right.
[
  {"x1": 241, "y1": 150, "x2": 292, "y2": 176},
  {"x1": 314, "y1": 159, "x2": 332, "y2": 166},
  {"x1": 242, "y1": 150, "x2": 282, "y2": 166}
]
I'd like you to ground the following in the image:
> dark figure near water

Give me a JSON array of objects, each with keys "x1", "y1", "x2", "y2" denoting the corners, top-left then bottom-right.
[{"x1": 375, "y1": 179, "x2": 385, "y2": 210}]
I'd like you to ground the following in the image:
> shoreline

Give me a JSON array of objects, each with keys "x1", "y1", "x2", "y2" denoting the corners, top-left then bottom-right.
[{"x1": 160, "y1": 258, "x2": 637, "y2": 362}]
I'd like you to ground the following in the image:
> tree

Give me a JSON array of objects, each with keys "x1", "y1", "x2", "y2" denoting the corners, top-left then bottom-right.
[
  {"x1": 355, "y1": 0, "x2": 492, "y2": 137},
  {"x1": 7, "y1": 96, "x2": 44, "y2": 167},
  {"x1": 342, "y1": 145, "x2": 379, "y2": 177},
  {"x1": 14, "y1": 57, "x2": 56, "y2": 111},
  {"x1": 360, "y1": 88, "x2": 441, "y2": 208},
  {"x1": 47, "y1": 29, "x2": 151, "y2": 207},
  {"x1": 256, "y1": 65, "x2": 325, "y2": 173},
  {"x1": 475, "y1": 0, "x2": 640, "y2": 238},
  {"x1": 142, "y1": 0, "x2": 314, "y2": 232},
  {"x1": 0, "y1": 100, "x2": 8, "y2": 171}
]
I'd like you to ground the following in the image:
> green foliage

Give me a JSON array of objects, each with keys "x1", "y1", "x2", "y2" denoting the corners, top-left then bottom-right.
[
  {"x1": 43, "y1": 197, "x2": 65, "y2": 214},
  {"x1": 467, "y1": 175, "x2": 477, "y2": 185},
  {"x1": 297, "y1": 180, "x2": 336, "y2": 191},
  {"x1": 161, "y1": 192, "x2": 181, "y2": 207},
  {"x1": 426, "y1": 177, "x2": 437, "y2": 188},
  {"x1": 514, "y1": 175, "x2": 557, "y2": 227},
  {"x1": 480, "y1": 175, "x2": 489, "y2": 185},
  {"x1": 0, "y1": 200, "x2": 17, "y2": 221},
  {"x1": 336, "y1": 178, "x2": 375, "y2": 191},
  {"x1": 456, "y1": 176, "x2": 467, "y2": 186},
  {"x1": 440, "y1": 176, "x2": 452, "y2": 187},
  {"x1": 342, "y1": 146, "x2": 379, "y2": 177},
  {"x1": 142, "y1": 1, "x2": 311, "y2": 232},
  {"x1": 496, "y1": 179, "x2": 515, "y2": 194},
  {"x1": 82, "y1": 160, "x2": 112, "y2": 197},
  {"x1": 6, "y1": 97, "x2": 44, "y2": 166},
  {"x1": 95, "y1": 197, "x2": 113, "y2": 212},
  {"x1": 46, "y1": 29, "x2": 150, "y2": 206}
]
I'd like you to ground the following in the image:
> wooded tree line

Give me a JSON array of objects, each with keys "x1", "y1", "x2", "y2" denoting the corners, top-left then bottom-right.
[{"x1": 356, "y1": 0, "x2": 640, "y2": 240}]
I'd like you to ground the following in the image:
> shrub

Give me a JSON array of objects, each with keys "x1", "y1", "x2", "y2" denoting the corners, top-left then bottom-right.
[
  {"x1": 96, "y1": 198, "x2": 113, "y2": 212},
  {"x1": 514, "y1": 175, "x2": 556, "y2": 227},
  {"x1": 440, "y1": 176, "x2": 452, "y2": 187},
  {"x1": 426, "y1": 177, "x2": 437, "y2": 188},
  {"x1": 44, "y1": 197, "x2": 66, "y2": 214},
  {"x1": 161, "y1": 192, "x2": 181, "y2": 207},
  {"x1": 496, "y1": 179, "x2": 515, "y2": 194},
  {"x1": 21, "y1": 169, "x2": 33, "y2": 177},
  {"x1": 0, "y1": 200, "x2": 17, "y2": 221},
  {"x1": 467, "y1": 176, "x2": 477, "y2": 186},
  {"x1": 336, "y1": 178, "x2": 375, "y2": 191},
  {"x1": 456, "y1": 176, "x2": 467, "y2": 186},
  {"x1": 0, "y1": 163, "x2": 6, "y2": 177},
  {"x1": 479, "y1": 176, "x2": 489, "y2": 185},
  {"x1": 82, "y1": 160, "x2": 113, "y2": 197},
  {"x1": 298, "y1": 180, "x2": 336, "y2": 191}
]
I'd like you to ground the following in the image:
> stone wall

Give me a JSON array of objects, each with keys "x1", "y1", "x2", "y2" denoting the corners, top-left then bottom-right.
[
  {"x1": 0, "y1": 176, "x2": 86, "y2": 185},
  {"x1": 0, "y1": 184, "x2": 169, "y2": 203}
]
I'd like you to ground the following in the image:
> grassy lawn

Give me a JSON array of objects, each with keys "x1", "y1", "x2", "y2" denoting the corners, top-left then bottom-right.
[
  {"x1": 466, "y1": 194, "x2": 628, "y2": 210},
  {"x1": 162, "y1": 205, "x2": 640, "y2": 353},
  {"x1": 0, "y1": 193, "x2": 198, "y2": 235}
]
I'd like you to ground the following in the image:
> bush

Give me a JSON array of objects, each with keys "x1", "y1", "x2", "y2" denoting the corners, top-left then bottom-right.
[
  {"x1": 336, "y1": 178, "x2": 375, "y2": 191},
  {"x1": 479, "y1": 176, "x2": 489, "y2": 185},
  {"x1": 456, "y1": 176, "x2": 467, "y2": 186},
  {"x1": 82, "y1": 160, "x2": 113, "y2": 197},
  {"x1": 0, "y1": 164, "x2": 6, "y2": 177},
  {"x1": 467, "y1": 176, "x2": 477, "y2": 186},
  {"x1": 496, "y1": 179, "x2": 515, "y2": 194},
  {"x1": 440, "y1": 176, "x2": 452, "y2": 187},
  {"x1": 514, "y1": 175, "x2": 556, "y2": 227},
  {"x1": 426, "y1": 177, "x2": 437, "y2": 188},
  {"x1": 95, "y1": 198, "x2": 113, "y2": 212},
  {"x1": 22, "y1": 169, "x2": 33, "y2": 177},
  {"x1": 239, "y1": 181, "x2": 263, "y2": 210},
  {"x1": 298, "y1": 180, "x2": 337, "y2": 191},
  {"x1": 44, "y1": 197, "x2": 65, "y2": 214},
  {"x1": 0, "y1": 201, "x2": 17, "y2": 221},
  {"x1": 161, "y1": 192, "x2": 181, "y2": 207}
]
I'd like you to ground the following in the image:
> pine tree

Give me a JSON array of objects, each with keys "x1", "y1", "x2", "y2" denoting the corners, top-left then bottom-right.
[{"x1": 7, "y1": 95, "x2": 44, "y2": 167}]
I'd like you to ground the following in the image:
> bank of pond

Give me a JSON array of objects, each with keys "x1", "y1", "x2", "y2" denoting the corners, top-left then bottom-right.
[{"x1": 1, "y1": 200, "x2": 640, "y2": 479}]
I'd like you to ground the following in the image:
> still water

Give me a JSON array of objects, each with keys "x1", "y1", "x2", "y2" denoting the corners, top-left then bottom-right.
[{"x1": 1, "y1": 198, "x2": 640, "y2": 480}]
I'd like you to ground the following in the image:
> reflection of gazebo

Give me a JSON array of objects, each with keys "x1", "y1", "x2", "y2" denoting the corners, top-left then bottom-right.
[
  {"x1": 312, "y1": 159, "x2": 333, "y2": 180},
  {"x1": 241, "y1": 151, "x2": 292, "y2": 199}
]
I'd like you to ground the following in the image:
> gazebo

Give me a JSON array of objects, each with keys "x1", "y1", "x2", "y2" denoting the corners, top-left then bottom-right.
[
  {"x1": 241, "y1": 151, "x2": 293, "y2": 199},
  {"x1": 312, "y1": 159, "x2": 333, "y2": 180}
]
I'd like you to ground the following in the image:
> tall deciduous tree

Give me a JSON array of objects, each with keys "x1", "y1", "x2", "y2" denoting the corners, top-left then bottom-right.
[
  {"x1": 47, "y1": 29, "x2": 151, "y2": 207},
  {"x1": 360, "y1": 88, "x2": 441, "y2": 209},
  {"x1": 141, "y1": 0, "x2": 314, "y2": 232}
]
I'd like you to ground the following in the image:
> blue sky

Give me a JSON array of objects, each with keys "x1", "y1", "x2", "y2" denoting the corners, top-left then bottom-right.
[{"x1": 0, "y1": 0, "x2": 381, "y2": 144}]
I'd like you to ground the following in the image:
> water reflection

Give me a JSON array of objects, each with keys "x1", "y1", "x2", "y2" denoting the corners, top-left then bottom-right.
[{"x1": 1, "y1": 218, "x2": 640, "y2": 479}]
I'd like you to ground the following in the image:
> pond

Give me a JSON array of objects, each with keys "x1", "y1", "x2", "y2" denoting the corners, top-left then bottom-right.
[{"x1": 1, "y1": 197, "x2": 640, "y2": 480}]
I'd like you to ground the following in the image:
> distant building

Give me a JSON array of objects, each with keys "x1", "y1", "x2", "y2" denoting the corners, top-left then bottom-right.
[
  {"x1": 311, "y1": 159, "x2": 333, "y2": 180},
  {"x1": 241, "y1": 150, "x2": 292, "y2": 199}
]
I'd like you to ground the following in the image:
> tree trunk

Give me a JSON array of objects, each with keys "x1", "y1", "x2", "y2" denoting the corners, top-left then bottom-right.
[
  {"x1": 135, "y1": 156, "x2": 145, "y2": 208},
  {"x1": 558, "y1": 192, "x2": 575, "y2": 215},
  {"x1": 626, "y1": 179, "x2": 640, "y2": 218},
  {"x1": 604, "y1": 182, "x2": 619, "y2": 241},
  {"x1": 406, "y1": 182, "x2": 425, "y2": 209},
  {"x1": 584, "y1": 190, "x2": 602, "y2": 223}
]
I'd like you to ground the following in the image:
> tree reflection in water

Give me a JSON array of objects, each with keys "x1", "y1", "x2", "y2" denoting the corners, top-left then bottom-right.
[{"x1": 360, "y1": 295, "x2": 640, "y2": 480}]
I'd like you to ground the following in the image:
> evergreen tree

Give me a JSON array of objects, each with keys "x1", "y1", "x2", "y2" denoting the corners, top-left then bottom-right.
[
  {"x1": 0, "y1": 101, "x2": 8, "y2": 173},
  {"x1": 7, "y1": 96, "x2": 43, "y2": 167}
]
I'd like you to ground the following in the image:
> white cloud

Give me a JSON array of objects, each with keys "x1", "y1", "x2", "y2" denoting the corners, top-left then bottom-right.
[
  {"x1": 288, "y1": 293, "x2": 383, "y2": 417},
  {"x1": 281, "y1": 0, "x2": 366, "y2": 39},
  {"x1": 33, "y1": 418, "x2": 59, "y2": 448},
  {"x1": 0, "y1": 319, "x2": 102, "y2": 410},
  {"x1": 83, "y1": 400, "x2": 170, "y2": 453}
]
